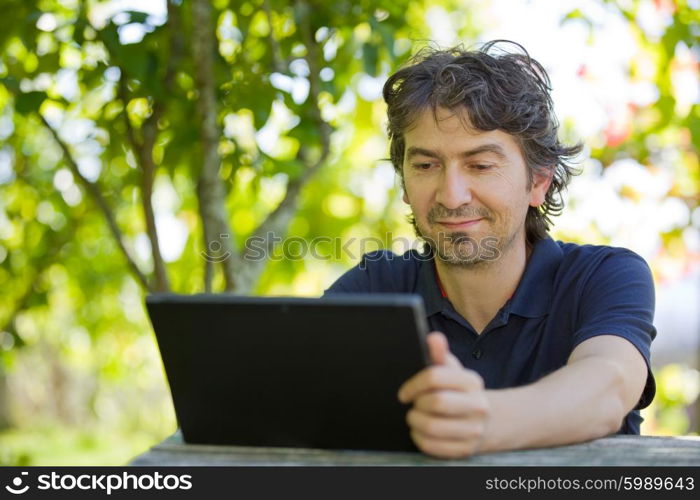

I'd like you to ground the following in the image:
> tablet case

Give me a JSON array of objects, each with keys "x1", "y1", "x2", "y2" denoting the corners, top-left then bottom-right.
[{"x1": 146, "y1": 294, "x2": 430, "y2": 452}]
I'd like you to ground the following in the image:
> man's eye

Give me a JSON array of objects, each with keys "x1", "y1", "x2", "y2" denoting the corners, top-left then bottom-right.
[
  {"x1": 471, "y1": 164, "x2": 492, "y2": 171},
  {"x1": 412, "y1": 162, "x2": 436, "y2": 170}
]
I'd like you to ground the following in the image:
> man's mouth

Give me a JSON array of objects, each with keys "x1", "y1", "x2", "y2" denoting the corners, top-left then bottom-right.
[{"x1": 435, "y1": 218, "x2": 483, "y2": 229}]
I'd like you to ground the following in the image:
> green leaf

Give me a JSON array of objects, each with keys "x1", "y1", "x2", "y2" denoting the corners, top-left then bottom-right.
[
  {"x1": 362, "y1": 43, "x2": 379, "y2": 76},
  {"x1": 0, "y1": 76, "x2": 21, "y2": 94},
  {"x1": 99, "y1": 23, "x2": 121, "y2": 54},
  {"x1": 14, "y1": 91, "x2": 47, "y2": 115},
  {"x1": 124, "y1": 11, "x2": 150, "y2": 25},
  {"x1": 276, "y1": 159, "x2": 305, "y2": 180},
  {"x1": 25, "y1": 290, "x2": 48, "y2": 309},
  {"x1": 36, "y1": 52, "x2": 61, "y2": 74},
  {"x1": 118, "y1": 46, "x2": 149, "y2": 81},
  {"x1": 73, "y1": 16, "x2": 88, "y2": 46}
]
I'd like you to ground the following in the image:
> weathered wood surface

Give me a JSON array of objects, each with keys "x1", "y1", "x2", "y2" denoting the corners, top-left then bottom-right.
[{"x1": 130, "y1": 431, "x2": 700, "y2": 466}]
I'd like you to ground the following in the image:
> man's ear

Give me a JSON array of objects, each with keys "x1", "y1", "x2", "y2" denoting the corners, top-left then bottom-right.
[{"x1": 529, "y1": 168, "x2": 553, "y2": 207}]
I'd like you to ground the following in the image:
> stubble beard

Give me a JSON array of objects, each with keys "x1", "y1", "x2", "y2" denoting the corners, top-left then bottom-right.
[{"x1": 411, "y1": 206, "x2": 514, "y2": 269}]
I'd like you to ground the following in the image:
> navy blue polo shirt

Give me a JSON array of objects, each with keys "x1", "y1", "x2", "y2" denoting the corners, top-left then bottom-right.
[{"x1": 323, "y1": 236, "x2": 657, "y2": 435}]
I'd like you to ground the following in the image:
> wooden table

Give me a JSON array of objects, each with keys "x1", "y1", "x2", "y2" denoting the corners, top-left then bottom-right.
[{"x1": 130, "y1": 431, "x2": 700, "y2": 466}]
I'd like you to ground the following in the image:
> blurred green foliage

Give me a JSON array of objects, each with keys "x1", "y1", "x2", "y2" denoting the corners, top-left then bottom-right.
[
  {"x1": 0, "y1": 0, "x2": 697, "y2": 464},
  {"x1": 642, "y1": 364, "x2": 700, "y2": 436}
]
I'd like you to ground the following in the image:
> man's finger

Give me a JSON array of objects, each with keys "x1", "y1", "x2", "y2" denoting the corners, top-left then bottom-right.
[
  {"x1": 412, "y1": 390, "x2": 489, "y2": 417},
  {"x1": 398, "y1": 365, "x2": 484, "y2": 403},
  {"x1": 426, "y1": 331, "x2": 462, "y2": 368},
  {"x1": 410, "y1": 429, "x2": 481, "y2": 459},
  {"x1": 407, "y1": 409, "x2": 486, "y2": 440}
]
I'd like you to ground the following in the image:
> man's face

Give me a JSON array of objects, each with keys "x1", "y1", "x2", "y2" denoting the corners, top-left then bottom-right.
[{"x1": 401, "y1": 107, "x2": 551, "y2": 267}]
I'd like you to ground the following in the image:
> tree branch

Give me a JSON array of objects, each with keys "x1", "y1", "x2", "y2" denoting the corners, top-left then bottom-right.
[
  {"x1": 1, "y1": 159, "x2": 79, "y2": 345},
  {"x1": 38, "y1": 113, "x2": 151, "y2": 291},
  {"x1": 165, "y1": 0, "x2": 184, "y2": 93},
  {"x1": 86, "y1": 11, "x2": 171, "y2": 292},
  {"x1": 117, "y1": 75, "x2": 170, "y2": 292},
  {"x1": 1, "y1": 283, "x2": 33, "y2": 347},
  {"x1": 191, "y1": 0, "x2": 239, "y2": 292},
  {"x1": 233, "y1": 0, "x2": 332, "y2": 293},
  {"x1": 263, "y1": 0, "x2": 285, "y2": 73},
  {"x1": 139, "y1": 112, "x2": 170, "y2": 292},
  {"x1": 0, "y1": 226, "x2": 72, "y2": 345}
]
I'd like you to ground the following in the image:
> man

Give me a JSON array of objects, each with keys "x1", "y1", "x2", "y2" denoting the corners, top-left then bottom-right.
[{"x1": 323, "y1": 40, "x2": 656, "y2": 458}]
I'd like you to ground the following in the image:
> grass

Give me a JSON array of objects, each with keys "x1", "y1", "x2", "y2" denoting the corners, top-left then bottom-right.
[{"x1": 0, "y1": 424, "x2": 174, "y2": 466}]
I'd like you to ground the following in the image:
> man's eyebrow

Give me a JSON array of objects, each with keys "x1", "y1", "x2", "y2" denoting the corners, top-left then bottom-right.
[
  {"x1": 405, "y1": 143, "x2": 507, "y2": 160},
  {"x1": 460, "y1": 143, "x2": 507, "y2": 159},
  {"x1": 405, "y1": 147, "x2": 442, "y2": 159}
]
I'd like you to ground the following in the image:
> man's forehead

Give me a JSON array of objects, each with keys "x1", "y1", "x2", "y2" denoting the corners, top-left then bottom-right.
[
  {"x1": 403, "y1": 106, "x2": 516, "y2": 150},
  {"x1": 405, "y1": 106, "x2": 475, "y2": 133}
]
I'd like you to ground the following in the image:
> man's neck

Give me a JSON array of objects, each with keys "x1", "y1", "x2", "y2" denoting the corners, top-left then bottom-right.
[{"x1": 434, "y1": 237, "x2": 530, "y2": 334}]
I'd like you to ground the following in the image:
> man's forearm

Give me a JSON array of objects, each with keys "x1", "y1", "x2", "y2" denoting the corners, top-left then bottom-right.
[{"x1": 478, "y1": 356, "x2": 627, "y2": 453}]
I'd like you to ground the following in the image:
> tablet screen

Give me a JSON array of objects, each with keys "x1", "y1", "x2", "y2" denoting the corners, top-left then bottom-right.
[{"x1": 147, "y1": 293, "x2": 429, "y2": 452}]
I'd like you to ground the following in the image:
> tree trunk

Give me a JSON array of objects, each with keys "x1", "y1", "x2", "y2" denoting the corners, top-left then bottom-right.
[
  {"x1": 139, "y1": 112, "x2": 170, "y2": 292},
  {"x1": 0, "y1": 366, "x2": 10, "y2": 429},
  {"x1": 232, "y1": 0, "x2": 332, "y2": 293},
  {"x1": 191, "y1": 0, "x2": 239, "y2": 292}
]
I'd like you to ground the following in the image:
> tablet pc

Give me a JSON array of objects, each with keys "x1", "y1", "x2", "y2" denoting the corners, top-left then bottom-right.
[{"x1": 146, "y1": 293, "x2": 430, "y2": 452}]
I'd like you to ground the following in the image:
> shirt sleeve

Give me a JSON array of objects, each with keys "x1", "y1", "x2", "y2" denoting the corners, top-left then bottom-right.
[{"x1": 572, "y1": 249, "x2": 657, "y2": 410}]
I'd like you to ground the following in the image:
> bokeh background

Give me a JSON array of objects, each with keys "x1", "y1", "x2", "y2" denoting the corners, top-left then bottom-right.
[{"x1": 0, "y1": 0, "x2": 698, "y2": 465}]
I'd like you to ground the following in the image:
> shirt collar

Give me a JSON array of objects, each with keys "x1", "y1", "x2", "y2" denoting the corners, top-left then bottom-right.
[
  {"x1": 415, "y1": 249, "x2": 446, "y2": 317},
  {"x1": 415, "y1": 236, "x2": 563, "y2": 319}
]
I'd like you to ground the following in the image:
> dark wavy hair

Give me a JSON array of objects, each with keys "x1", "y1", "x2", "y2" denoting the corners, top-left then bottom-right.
[{"x1": 383, "y1": 40, "x2": 582, "y2": 246}]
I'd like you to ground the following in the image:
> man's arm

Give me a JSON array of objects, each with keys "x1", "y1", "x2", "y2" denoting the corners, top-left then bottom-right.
[
  {"x1": 398, "y1": 332, "x2": 648, "y2": 458},
  {"x1": 482, "y1": 334, "x2": 648, "y2": 452}
]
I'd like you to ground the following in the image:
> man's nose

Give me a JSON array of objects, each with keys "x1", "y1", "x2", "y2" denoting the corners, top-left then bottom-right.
[{"x1": 435, "y1": 164, "x2": 473, "y2": 209}]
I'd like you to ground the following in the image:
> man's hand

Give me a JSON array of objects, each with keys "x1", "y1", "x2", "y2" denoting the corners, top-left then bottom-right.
[{"x1": 397, "y1": 331, "x2": 490, "y2": 458}]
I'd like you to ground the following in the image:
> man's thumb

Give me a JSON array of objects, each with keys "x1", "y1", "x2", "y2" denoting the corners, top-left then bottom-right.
[{"x1": 426, "y1": 331, "x2": 462, "y2": 368}]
